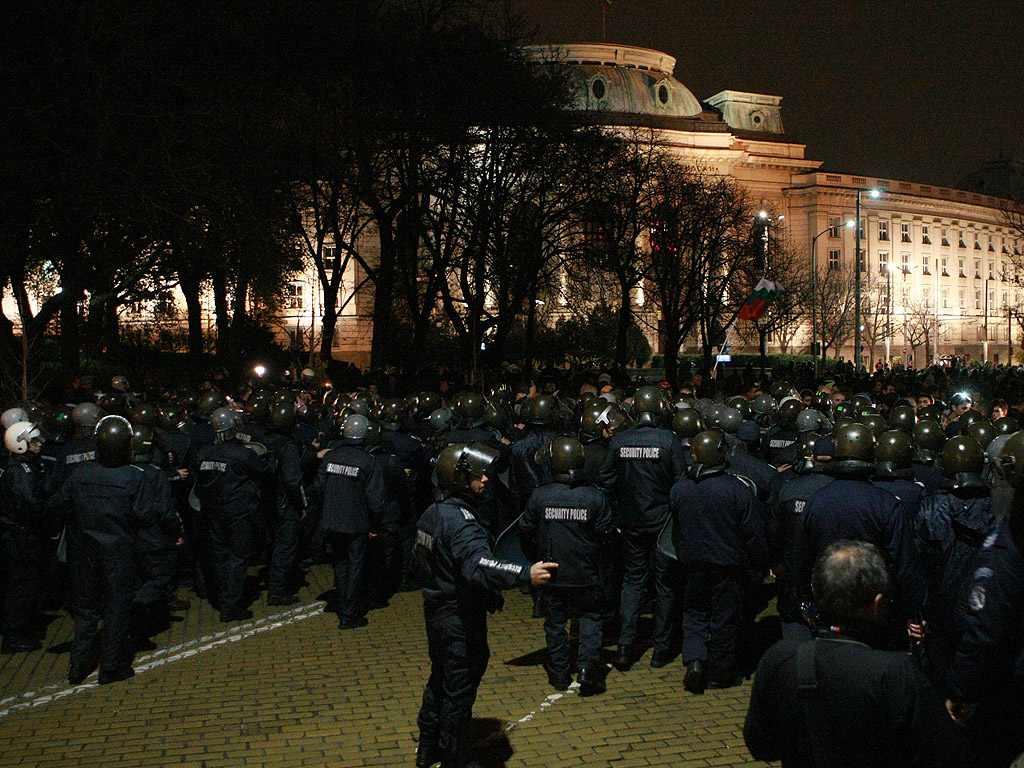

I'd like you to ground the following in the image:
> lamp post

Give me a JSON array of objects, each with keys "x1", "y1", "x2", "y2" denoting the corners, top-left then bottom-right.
[
  {"x1": 810, "y1": 220, "x2": 854, "y2": 379},
  {"x1": 854, "y1": 188, "x2": 880, "y2": 370},
  {"x1": 885, "y1": 263, "x2": 894, "y2": 366},
  {"x1": 984, "y1": 276, "x2": 990, "y2": 364}
]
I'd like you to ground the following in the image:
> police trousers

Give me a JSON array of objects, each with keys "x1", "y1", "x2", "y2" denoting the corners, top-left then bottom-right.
[
  {"x1": 267, "y1": 504, "x2": 302, "y2": 599},
  {"x1": 617, "y1": 528, "x2": 674, "y2": 651},
  {"x1": 418, "y1": 601, "x2": 489, "y2": 763},
  {"x1": 543, "y1": 586, "x2": 604, "y2": 674},
  {"x1": 69, "y1": 539, "x2": 135, "y2": 676},
  {"x1": 0, "y1": 530, "x2": 44, "y2": 639},
  {"x1": 680, "y1": 566, "x2": 743, "y2": 684},
  {"x1": 207, "y1": 513, "x2": 254, "y2": 615},
  {"x1": 326, "y1": 531, "x2": 368, "y2": 623}
]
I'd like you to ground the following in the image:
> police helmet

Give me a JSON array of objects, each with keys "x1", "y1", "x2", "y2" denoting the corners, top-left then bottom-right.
[
  {"x1": 688, "y1": 430, "x2": 730, "y2": 479},
  {"x1": 95, "y1": 415, "x2": 133, "y2": 467},
  {"x1": 995, "y1": 416, "x2": 1020, "y2": 435},
  {"x1": 72, "y1": 402, "x2": 102, "y2": 430},
  {"x1": 796, "y1": 408, "x2": 829, "y2": 434},
  {"x1": 751, "y1": 394, "x2": 778, "y2": 417},
  {"x1": 778, "y1": 397, "x2": 806, "y2": 428},
  {"x1": 131, "y1": 423, "x2": 155, "y2": 462},
  {"x1": 850, "y1": 393, "x2": 873, "y2": 412},
  {"x1": 161, "y1": 402, "x2": 188, "y2": 431},
  {"x1": 342, "y1": 413, "x2": 370, "y2": 441},
  {"x1": 831, "y1": 422, "x2": 876, "y2": 476},
  {"x1": 917, "y1": 403, "x2": 944, "y2": 423},
  {"x1": 957, "y1": 410, "x2": 985, "y2": 434},
  {"x1": 483, "y1": 402, "x2": 508, "y2": 433},
  {"x1": 198, "y1": 391, "x2": 226, "y2": 417},
  {"x1": 875, "y1": 430, "x2": 913, "y2": 479},
  {"x1": 428, "y1": 407, "x2": 453, "y2": 436},
  {"x1": 453, "y1": 391, "x2": 486, "y2": 424},
  {"x1": 346, "y1": 397, "x2": 372, "y2": 417},
  {"x1": 209, "y1": 407, "x2": 238, "y2": 435},
  {"x1": 4, "y1": 421, "x2": 41, "y2": 455},
  {"x1": 811, "y1": 391, "x2": 833, "y2": 415},
  {"x1": 771, "y1": 381, "x2": 794, "y2": 401},
  {"x1": 887, "y1": 404, "x2": 917, "y2": 434},
  {"x1": 912, "y1": 419, "x2": 946, "y2": 462},
  {"x1": 435, "y1": 442, "x2": 500, "y2": 496},
  {"x1": 418, "y1": 392, "x2": 441, "y2": 417},
  {"x1": 833, "y1": 402, "x2": 854, "y2": 421},
  {"x1": 794, "y1": 432, "x2": 829, "y2": 472},
  {"x1": 726, "y1": 396, "x2": 752, "y2": 421},
  {"x1": 940, "y1": 435, "x2": 986, "y2": 489},
  {"x1": 966, "y1": 420, "x2": 997, "y2": 451},
  {"x1": 1, "y1": 407, "x2": 29, "y2": 431},
  {"x1": 529, "y1": 395, "x2": 557, "y2": 426},
  {"x1": 632, "y1": 385, "x2": 667, "y2": 426},
  {"x1": 268, "y1": 402, "x2": 296, "y2": 433},
  {"x1": 986, "y1": 434, "x2": 1012, "y2": 475},
  {"x1": 995, "y1": 431, "x2": 1024, "y2": 488},
  {"x1": 301, "y1": 368, "x2": 316, "y2": 383},
  {"x1": 378, "y1": 398, "x2": 407, "y2": 426},
  {"x1": 539, "y1": 436, "x2": 585, "y2": 483},
  {"x1": 671, "y1": 409, "x2": 704, "y2": 443},
  {"x1": 858, "y1": 413, "x2": 888, "y2": 438},
  {"x1": 131, "y1": 403, "x2": 161, "y2": 429},
  {"x1": 716, "y1": 406, "x2": 743, "y2": 435}
]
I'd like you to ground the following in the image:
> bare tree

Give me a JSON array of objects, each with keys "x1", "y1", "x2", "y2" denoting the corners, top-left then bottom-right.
[
  {"x1": 901, "y1": 297, "x2": 935, "y2": 366},
  {"x1": 817, "y1": 267, "x2": 857, "y2": 361}
]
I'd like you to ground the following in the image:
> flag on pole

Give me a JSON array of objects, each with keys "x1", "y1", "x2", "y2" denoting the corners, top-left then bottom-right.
[{"x1": 737, "y1": 278, "x2": 784, "y2": 321}]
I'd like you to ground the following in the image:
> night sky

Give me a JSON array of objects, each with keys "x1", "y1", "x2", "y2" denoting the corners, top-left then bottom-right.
[{"x1": 516, "y1": 0, "x2": 1024, "y2": 189}]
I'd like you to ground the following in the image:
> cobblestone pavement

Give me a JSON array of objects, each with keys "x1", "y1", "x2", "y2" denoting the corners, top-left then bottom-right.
[{"x1": 0, "y1": 566, "x2": 771, "y2": 767}]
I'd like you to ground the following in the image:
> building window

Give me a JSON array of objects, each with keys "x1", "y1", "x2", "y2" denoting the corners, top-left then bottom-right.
[
  {"x1": 323, "y1": 245, "x2": 337, "y2": 272},
  {"x1": 858, "y1": 249, "x2": 866, "y2": 272},
  {"x1": 285, "y1": 283, "x2": 303, "y2": 310},
  {"x1": 959, "y1": 231, "x2": 967, "y2": 248},
  {"x1": 975, "y1": 260, "x2": 982, "y2": 279},
  {"x1": 1003, "y1": 292, "x2": 1009, "y2": 308},
  {"x1": 958, "y1": 258, "x2": 965, "y2": 278},
  {"x1": 923, "y1": 286, "x2": 931, "y2": 308},
  {"x1": 941, "y1": 256, "x2": 949, "y2": 276},
  {"x1": 878, "y1": 251, "x2": 889, "y2": 274},
  {"x1": 941, "y1": 287, "x2": 949, "y2": 308},
  {"x1": 901, "y1": 223, "x2": 911, "y2": 243},
  {"x1": 941, "y1": 228, "x2": 950, "y2": 247},
  {"x1": 977, "y1": 326, "x2": 985, "y2": 341},
  {"x1": 658, "y1": 84, "x2": 669, "y2": 104},
  {"x1": 591, "y1": 77, "x2": 607, "y2": 100},
  {"x1": 989, "y1": 261, "x2": 995, "y2": 279},
  {"x1": 988, "y1": 235, "x2": 995, "y2": 252},
  {"x1": 958, "y1": 289, "x2": 964, "y2": 308},
  {"x1": 828, "y1": 249, "x2": 841, "y2": 271},
  {"x1": 878, "y1": 221, "x2": 889, "y2": 241},
  {"x1": 859, "y1": 218, "x2": 866, "y2": 240},
  {"x1": 828, "y1": 216, "x2": 842, "y2": 238},
  {"x1": 975, "y1": 233, "x2": 981, "y2": 250},
  {"x1": 922, "y1": 225, "x2": 931, "y2": 245},
  {"x1": 975, "y1": 289, "x2": 982, "y2": 310},
  {"x1": 901, "y1": 252, "x2": 911, "y2": 272},
  {"x1": 922, "y1": 254, "x2": 931, "y2": 274}
]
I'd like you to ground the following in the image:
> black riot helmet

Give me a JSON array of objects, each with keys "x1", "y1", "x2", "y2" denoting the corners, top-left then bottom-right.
[
  {"x1": 539, "y1": 436, "x2": 586, "y2": 485},
  {"x1": 715, "y1": 406, "x2": 743, "y2": 435},
  {"x1": 160, "y1": 402, "x2": 188, "y2": 431},
  {"x1": 777, "y1": 398, "x2": 806, "y2": 429},
  {"x1": 751, "y1": 394, "x2": 778, "y2": 418},
  {"x1": 726, "y1": 396, "x2": 752, "y2": 421},
  {"x1": 794, "y1": 432, "x2": 825, "y2": 473},
  {"x1": 95, "y1": 415, "x2": 134, "y2": 468},
  {"x1": 887, "y1": 404, "x2": 917, "y2": 434},
  {"x1": 688, "y1": 429, "x2": 730, "y2": 479},
  {"x1": 671, "y1": 409, "x2": 704, "y2": 446},
  {"x1": 198, "y1": 391, "x2": 226, "y2": 418},
  {"x1": 428, "y1": 407, "x2": 453, "y2": 436},
  {"x1": 940, "y1": 435, "x2": 987, "y2": 490},
  {"x1": 957, "y1": 410, "x2": 985, "y2": 435},
  {"x1": 453, "y1": 391, "x2": 486, "y2": 427},
  {"x1": 435, "y1": 442, "x2": 500, "y2": 497},
  {"x1": 72, "y1": 402, "x2": 102, "y2": 431},
  {"x1": 131, "y1": 423, "x2": 155, "y2": 463},
  {"x1": 268, "y1": 402, "x2": 296, "y2": 433},
  {"x1": 342, "y1": 413, "x2": 370, "y2": 441},
  {"x1": 859, "y1": 413, "x2": 888, "y2": 438},
  {"x1": 831, "y1": 422, "x2": 876, "y2": 477},
  {"x1": 917, "y1": 403, "x2": 944, "y2": 423},
  {"x1": 811, "y1": 391, "x2": 833, "y2": 415},
  {"x1": 912, "y1": 419, "x2": 946, "y2": 463},
  {"x1": 995, "y1": 416, "x2": 1021, "y2": 435},
  {"x1": 796, "y1": 408, "x2": 830, "y2": 434},
  {"x1": 131, "y1": 403, "x2": 161, "y2": 429},
  {"x1": 529, "y1": 395, "x2": 557, "y2": 426},
  {"x1": 994, "y1": 430, "x2": 1024, "y2": 488},
  {"x1": 966, "y1": 420, "x2": 997, "y2": 451},
  {"x1": 632, "y1": 385, "x2": 668, "y2": 426},
  {"x1": 875, "y1": 430, "x2": 914, "y2": 479},
  {"x1": 209, "y1": 407, "x2": 239, "y2": 440},
  {"x1": 771, "y1": 380, "x2": 794, "y2": 401}
]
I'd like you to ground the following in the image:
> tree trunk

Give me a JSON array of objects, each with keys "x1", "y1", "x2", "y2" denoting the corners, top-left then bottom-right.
[
  {"x1": 615, "y1": 290, "x2": 631, "y2": 367},
  {"x1": 211, "y1": 267, "x2": 231, "y2": 363},
  {"x1": 180, "y1": 270, "x2": 205, "y2": 371},
  {"x1": 370, "y1": 235, "x2": 395, "y2": 370},
  {"x1": 663, "y1": 328, "x2": 681, "y2": 387}
]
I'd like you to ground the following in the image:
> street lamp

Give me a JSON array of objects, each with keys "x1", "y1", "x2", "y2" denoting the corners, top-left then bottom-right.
[
  {"x1": 810, "y1": 219, "x2": 855, "y2": 378},
  {"x1": 758, "y1": 211, "x2": 784, "y2": 271},
  {"x1": 854, "y1": 188, "x2": 880, "y2": 370}
]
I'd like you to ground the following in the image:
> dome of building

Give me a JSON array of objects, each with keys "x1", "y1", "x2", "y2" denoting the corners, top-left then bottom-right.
[
  {"x1": 525, "y1": 43, "x2": 703, "y2": 119},
  {"x1": 956, "y1": 156, "x2": 1024, "y2": 201}
]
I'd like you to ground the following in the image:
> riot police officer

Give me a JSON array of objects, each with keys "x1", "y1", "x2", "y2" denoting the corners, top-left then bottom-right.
[
  {"x1": 414, "y1": 442, "x2": 556, "y2": 768},
  {"x1": 520, "y1": 436, "x2": 612, "y2": 696},
  {"x1": 193, "y1": 407, "x2": 264, "y2": 622},
  {"x1": 66, "y1": 416, "x2": 152, "y2": 684},
  {"x1": 509, "y1": 395, "x2": 561, "y2": 508},
  {"x1": 262, "y1": 402, "x2": 308, "y2": 606},
  {"x1": 872, "y1": 429, "x2": 925, "y2": 520},
  {"x1": 314, "y1": 413, "x2": 385, "y2": 629},
  {"x1": 669, "y1": 430, "x2": 768, "y2": 692},
  {"x1": 598, "y1": 385, "x2": 686, "y2": 670},
  {"x1": 0, "y1": 422, "x2": 50, "y2": 653}
]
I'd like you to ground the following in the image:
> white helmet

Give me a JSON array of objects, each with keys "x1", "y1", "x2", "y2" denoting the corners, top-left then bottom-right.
[
  {"x1": 4, "y1": 421, "x2": 41, "y2": 454},
  {"x1": 1, "y1": 407, "x2": 29, "y2": 430}
]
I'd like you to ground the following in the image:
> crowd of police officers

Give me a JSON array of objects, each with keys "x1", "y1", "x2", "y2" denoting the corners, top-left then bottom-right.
[{"x1": 3, "y1": 364, "x2": 1024, "y2": 766}]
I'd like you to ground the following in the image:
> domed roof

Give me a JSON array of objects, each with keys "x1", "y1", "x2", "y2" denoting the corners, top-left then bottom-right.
[
  {"x1": 525, "y1": 43, "x2": 704, "y2": 119},
  {"x1": 957, "y1": 156, "x2": 1024, "y2": 201}
]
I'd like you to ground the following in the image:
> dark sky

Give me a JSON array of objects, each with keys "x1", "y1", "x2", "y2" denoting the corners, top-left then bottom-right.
[{"x1": 516, "y1": 0, "x2": 1024, "y2": 189}]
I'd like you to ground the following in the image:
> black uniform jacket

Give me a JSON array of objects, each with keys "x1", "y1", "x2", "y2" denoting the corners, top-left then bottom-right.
[
  {"x1": 745, "y1": 630, "x2": 969, "y2": 767},
  {"x1": 67, "y1": 462, "x2": 151, "y2": 554},
  {"x1": 193, "y1": 441, "x2": 263, "y2": 521},
  {"x1": 315, "y1": 441, "x2": 384, "y2": 534},
  {"x1": 520, "y1": 481, "x2": 611, "y2": 587},
  {"x1": 415, "y1": 496, "x2": 529, "y2": 608},
  {"x1": 599, "y1": 425, "x2": 685, "y2": 532}
]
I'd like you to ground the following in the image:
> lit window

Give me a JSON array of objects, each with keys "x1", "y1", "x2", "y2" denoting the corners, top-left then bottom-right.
[
  {"x1": 828, "y1": 216, "x2": 842, "y2": 238},
  {"x1": 975, "y1": 233, "x2": 981, "y2": 250},
  {"x1": 958, "y1": 289, "x2": 964, "y2": 308},
  {"x1": 879, "y1": 252, "x2": 889, "y2": 274},
  {"x1": 941, "y1": 287, "x2": 949, "y2": 308},
  {"x1": 923, "y1": 286, "x2": 932, "y2": 308},
  {"x1": 941, "y1": 256, "x2": 948, "y2": 276},
  {"x1": 959, "y1": 231, "x2": 966, "y2": 248},
  {"x1": 901, "y1": 223, "x2": 911, "y2": 243},
  {"x1": 941, "y1": 228, "x2": 950, "y2": 247},
  {"x1": 975, "y1": 289, "x2": 982, "y2": 310},
  {"x1": 922, "y1": 225, "x2": 931, "y2": 245},
  {"x1": 828, "y1": 249, "x2": 841, "y2": 271},
  {"x1": 285, "y1": 283, "x2": 303, "y2": 310},
  {"x1": 922, "y1": 254, "x2": 931, "y2": 274},
  {"x1": 858, "y1": 249, "x2": 866, "y2": 272},
  {"x1": 878, "y1": 221, "x2": 889, "y2": 241},
  {"x1": 324, "y1": 245, "x2": 337, "y2": 272}
]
